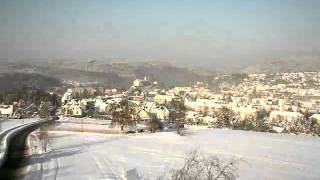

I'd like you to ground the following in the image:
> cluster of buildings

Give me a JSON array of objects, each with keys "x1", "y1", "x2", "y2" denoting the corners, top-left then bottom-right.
[
  {"x1": 55, "y1": 72, "x2": 320, "y2": 132},
  {"x1": 60, "y1": 77, "x2": 169, "y2": 121}
]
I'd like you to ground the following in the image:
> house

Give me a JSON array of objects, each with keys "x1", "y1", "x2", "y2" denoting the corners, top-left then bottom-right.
[
  {"x1": 133, "y1": 77, "x2": 151, "y2": 87},
  {"x1": 150, "y1": 105, "x2": 169, "y2": 120},
  {"x1": 61, "y1": 91, "x2": 72, "y2": 105},
  {"x1": 309, "y1": 114, "x2": 320, "y2": 125},
  {"x1": 137, "y1": 109, "x2": 151, "y2": 120},
  {"x1": 232, "y1": 107, "x2": 257, "y2": 120},
  {"x1": 0, "y1": 105, "x2": 13, "y2": 117},
  {"x1": 153, "y1": 95, "x2": 173, "y2": 105},
  {"x1": 62, "y1": 99, "x2": 84, "y2": 117},
  {"x1": 94, "y1": 98, "x2": 109, "y2": 113},
  {"x1": 185, "y1": 101, "x2": 206, "y2": 112},
  {"x1": 206, "y1": 101, "x2": 225, "y2": 115},
  {"x1": 251, "y1": 98, "x2": 268, "y2": 106},
  {"x1": 203, "y1": 116, "x2": 217, "y2": 125},
  {"x1": 137, "y1": 102, "x2": 169, "y2": 121},
  {"x1": 185, "y1": 99, "x2": 225, "y2": 115}
]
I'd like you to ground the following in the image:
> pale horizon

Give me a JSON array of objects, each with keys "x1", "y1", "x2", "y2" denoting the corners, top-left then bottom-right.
[{"x1": 1, "y1": 0, "x2": 320, "y2": 67}]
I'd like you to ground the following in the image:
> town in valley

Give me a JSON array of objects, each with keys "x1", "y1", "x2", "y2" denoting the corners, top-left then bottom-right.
[{"x1": 1, "y1": 0, "x2": 320, "y2": 179}]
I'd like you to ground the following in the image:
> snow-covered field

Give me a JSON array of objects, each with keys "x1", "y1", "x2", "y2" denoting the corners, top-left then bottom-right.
[
  {"x1": 58, "y1": 117, "x2": 112, "y2": 125},
  {"x1": 50, "y1": 117, "x2": 120, "y2": 134},
  {"x1": 25, "y1": 127, "x2": 320, "y2": 180}
]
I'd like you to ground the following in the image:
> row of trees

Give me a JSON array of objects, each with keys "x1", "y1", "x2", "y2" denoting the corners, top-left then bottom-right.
[
  {"x1": 0, "y1": 89, "x2": 60, "y2": 107},
  {"x1": 0, "y1": 88, "x2": 61, "y2": 119},
  {"x1": 215, "y1": 107, "x2": 320, "y2": 136},
  {"x1": 94, "y1": 95, "x2": 320, "y2": 136},
  {"x1": 106, "y1": 96, "x2": 270, "y2": 135},
  {"x1": 106, "y1": 96, "x2": 319, "y2": 136}
]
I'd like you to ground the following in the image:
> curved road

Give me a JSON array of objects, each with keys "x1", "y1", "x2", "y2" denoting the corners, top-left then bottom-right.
[{"x1": 0, "y1": 118, "x2": 39, "y2": 133}]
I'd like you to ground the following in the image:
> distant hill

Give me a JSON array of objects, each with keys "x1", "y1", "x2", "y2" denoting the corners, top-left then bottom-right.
[
  {"x1": 1, "y1": 60, "x2": 210, "y2": 88},
  {"x1": 241, "y1": 57, "x2": 320, "y2": 74},
  {"x1": 0, "y1": 73, "x2": 61, "y2": 92},
  {"x1": 5, "y1": 57, "x2": 319, "y2": 89},
  {"x1": 132, "y1": 63, "x2": 204, "y2": 87}
]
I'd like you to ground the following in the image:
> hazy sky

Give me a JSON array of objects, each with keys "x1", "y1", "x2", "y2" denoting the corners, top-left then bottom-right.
[{"x1": 0, "y1": 0, "x2": 319, "y2": 66}]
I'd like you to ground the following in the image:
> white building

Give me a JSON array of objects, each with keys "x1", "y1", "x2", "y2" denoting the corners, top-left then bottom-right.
[
  {"x1": 61, "y1": 91, "x2": 73, "y2": 105},
  {"x1": 154, "y1": 95, "x2": 173, "y2": 105},
  {"x1": 0, "y1": 105, "x2": 13, "y2": 117},
  {"x1": 137, "y1": 102, "x2": 169, "y2": 121},
  {"x1": 133, "y1": 77, "x2": 151, "y2": 87},
  {"x1": 203, "y1": 116, "x2": 217, "y2": 125},
  {"x1": 62, "y1": 100, "x2": 84, "y2": 117},
  {"x1": 309, "y1": 114, "x2": 320, "y2": 125},
  {"x1": 232, "y1": 107, "x2": 257, "y2": 120}
]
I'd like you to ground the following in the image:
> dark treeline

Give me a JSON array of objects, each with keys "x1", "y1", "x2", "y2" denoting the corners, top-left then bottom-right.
[
  {"x1": 0, "y1": 89, "x2": 60, "y2": 106},
  {"x1": 0, "y1": 73, "x2": 61, "y2": 92},
  {"x1": 0, "y1": 73, "x2": 61, "y2": 106}
]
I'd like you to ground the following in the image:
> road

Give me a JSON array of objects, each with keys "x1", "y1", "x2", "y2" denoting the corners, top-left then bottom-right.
[
  {"x1": 0, "y1": 118, "x2": 40, "y2": 180},
  {"x1": 23, "y1": 127, "x2": 320, "y2": 180},
  {"x1": 0, "y1": 118, "x2": 39, "y2": 133}
]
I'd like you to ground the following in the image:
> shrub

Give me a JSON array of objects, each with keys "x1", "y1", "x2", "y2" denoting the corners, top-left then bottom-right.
[
  {"x1": 148, "y1": 119, "x2": 163, "y2": 133},
  {"x1": 170, "y1": 150, "x2": 241, "y2": 180}
]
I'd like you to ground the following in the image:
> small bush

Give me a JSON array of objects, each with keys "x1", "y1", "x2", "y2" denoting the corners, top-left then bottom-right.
[{"x1": 148, "y1": 119, "x2": 163, "y2": 133}]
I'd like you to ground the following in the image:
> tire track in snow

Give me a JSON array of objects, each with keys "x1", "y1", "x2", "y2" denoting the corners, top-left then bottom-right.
[{"x1": 81, "y1": 135, "x2": 119, "y2": 179}]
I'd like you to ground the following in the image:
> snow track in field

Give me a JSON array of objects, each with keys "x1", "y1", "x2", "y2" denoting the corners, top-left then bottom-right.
[{"x1": 24, "y1": 128, "x2": 320, "y2": 180}]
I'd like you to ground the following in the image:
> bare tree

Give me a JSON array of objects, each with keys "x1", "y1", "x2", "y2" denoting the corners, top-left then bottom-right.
[
  {"x1": 38, "y1": 126, "x2": 49, "y2": 152},
  {"x1": 170, "y1": 150, "x2": 241, "y2": 180}
]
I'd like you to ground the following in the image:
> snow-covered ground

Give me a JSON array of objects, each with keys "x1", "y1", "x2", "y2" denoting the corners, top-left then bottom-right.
[
  {"x1": 52, "y1": 117, "x2": 147, "y2": 134},
  {"x1": 58, "y1": 117, "x2": 112, "y2": 125},
  {"x1": 25, "y1": 127, "x2": 320, "y2": 180},
  {"x1": 50, "y1": 117, "x2": 120, "y2": 134}
]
